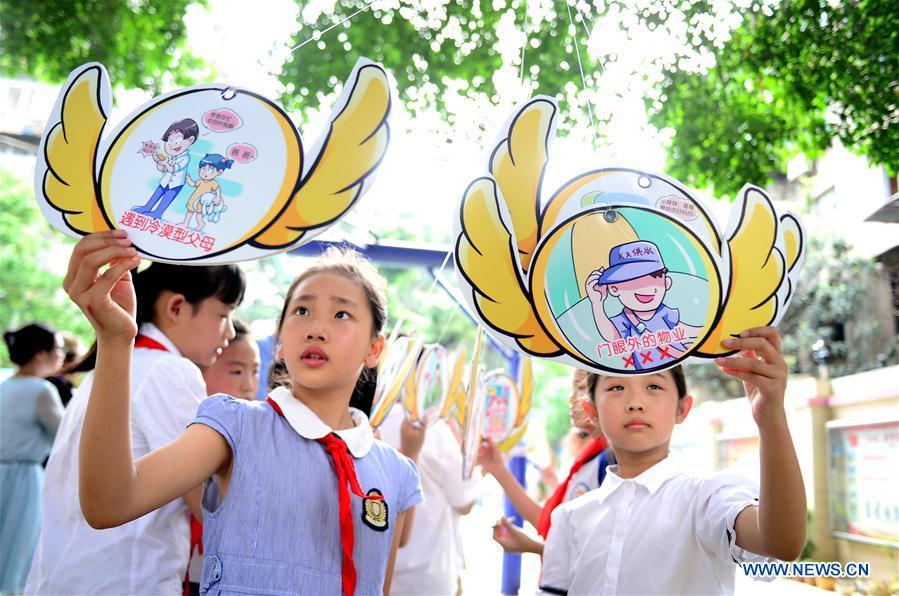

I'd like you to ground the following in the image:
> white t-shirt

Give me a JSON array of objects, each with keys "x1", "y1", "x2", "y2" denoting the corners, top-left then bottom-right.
[
  {"x1": 540, "y1": 455, "x2": 777, "y2": 596},
  {"x1": 379, "y1": 406, "x2": 481, "y2": 596},
  {"x1": 26, "y1": 324, "x2": 206, "y2": 595}
]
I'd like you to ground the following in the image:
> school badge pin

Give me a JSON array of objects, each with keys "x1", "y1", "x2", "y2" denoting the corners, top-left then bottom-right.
[{"x1": 361, "y1": 489, "x2": 388, "y2": 531}]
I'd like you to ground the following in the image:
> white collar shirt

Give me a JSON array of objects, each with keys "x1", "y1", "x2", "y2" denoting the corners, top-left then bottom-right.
[
  {"x1": 379, "y1": 406, "x2": 480, "y2": 595},
  {"x1": 540, "y1": 455, "x2": 777, "y2": 596},
  {"x1": 26, "y1": 323, "x2": 207, "y2": 595},
  {"x1": 159, "y1": 152, "x2": 190, "y2": 189},
  {"x1": 268, "y1": 386, "x2": 373, "y2": 457}
]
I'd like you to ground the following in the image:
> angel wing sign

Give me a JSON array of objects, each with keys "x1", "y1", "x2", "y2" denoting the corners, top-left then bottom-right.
[
  {"x1": 453, "y1": 97, "x2": 806, "y2": 376},
  {"x1": 35, "y1": 59, "x2": 391, "y2": 263}
]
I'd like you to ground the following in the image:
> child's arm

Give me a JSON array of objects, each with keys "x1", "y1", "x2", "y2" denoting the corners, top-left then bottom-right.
[
  {"x1": 397, "y1": 418, "x2": 425, "y2": 547},
  {"x1": 716, "y1": 326, "x2": 806, "y2": 560},
  {"x1": 478, "y1": 438, "x2": 542, "y2": 527},
  {"x1": 65, "y1": 232, "x2": 230, "y2": 528},
  {"x1": 383, "y1": 509, "x2": 410, "y2": 595},
  {"x1": 493, "y1": 516, "x2": 544, "y2": 555}
]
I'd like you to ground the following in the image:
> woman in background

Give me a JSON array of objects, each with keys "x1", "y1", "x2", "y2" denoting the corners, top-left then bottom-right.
[{"x1": 1, "y1": 323, "x2": 65, "y2": 594}]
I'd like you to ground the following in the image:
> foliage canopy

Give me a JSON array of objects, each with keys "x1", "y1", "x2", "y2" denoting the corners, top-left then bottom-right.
[{"x1": 648, "y1": 0, "x2": 899, "y2": 196}]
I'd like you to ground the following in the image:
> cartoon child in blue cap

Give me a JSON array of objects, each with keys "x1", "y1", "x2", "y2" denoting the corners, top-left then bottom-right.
[{"x1": 585, "y1": 240, "x2": 702, "y2": 368}]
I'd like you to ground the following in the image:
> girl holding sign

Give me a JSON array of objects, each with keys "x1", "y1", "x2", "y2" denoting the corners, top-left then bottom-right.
[{"x1": 66, "y1": 232, "x2": 422, "y2": 596}]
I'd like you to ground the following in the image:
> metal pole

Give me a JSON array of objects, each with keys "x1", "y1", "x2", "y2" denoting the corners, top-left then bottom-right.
[{"x1": 501, "y1": 352, "x2": 524, "y2": 595}]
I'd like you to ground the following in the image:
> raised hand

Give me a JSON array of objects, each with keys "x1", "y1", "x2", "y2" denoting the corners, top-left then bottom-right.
[
  {"x1": 585, "y1": 268, "x2": 608, "y2": 305},
  {"x1": 477, "y1": 437, "x2": 505, "y2": 477},
  {"x1": 399, "y1": 417, "x2": 426, "y2": 462},
  {"x1": 715, "y1": 326, "x2": 788, "y2": 428},
  {"x1": 63, "y1": 230, "x2": 141, "y2": 344}
]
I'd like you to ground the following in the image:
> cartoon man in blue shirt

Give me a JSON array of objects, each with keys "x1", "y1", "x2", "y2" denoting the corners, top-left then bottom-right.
[
  {"x1": 132, "y1": 118, "x2": 199, "y2": 220},
  {"x1": 585, "y1": 240, "x2": 702, "y2": 369}
]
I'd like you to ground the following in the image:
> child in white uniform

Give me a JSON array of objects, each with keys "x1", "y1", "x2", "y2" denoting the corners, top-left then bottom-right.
[
  {"x1": 540, "y1": 328, "x2": 806, "y2": 595},
  {"x1": 27, "y1": 245, "x2": 245, "y2": 595}
]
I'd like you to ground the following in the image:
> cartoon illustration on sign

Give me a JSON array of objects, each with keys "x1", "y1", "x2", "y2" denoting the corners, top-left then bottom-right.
[
  {"x1": 584, "y1": 239, "x2": 705, "y2": 370},
  {"x1": 180, "y1": 154, "x2": 235, "y2": 230},
  {"x1": 402, "y1": 344, "x2": 449, "y2": 425},
  {"x1": 34, "y1": 58, "x2": 392, "y2": 264},
  {"x1": 482, "y1": 371, "x2": 517, "y2": 443},
  {"x1": 453, "y1": 97, "x2": 806, "y2": 376},
  {"x1": 483, "y1": 358, "x2": 532, "y2": 453},
  {"x1": 132, "y1": 118, "x2": 199, "y2": 219}
]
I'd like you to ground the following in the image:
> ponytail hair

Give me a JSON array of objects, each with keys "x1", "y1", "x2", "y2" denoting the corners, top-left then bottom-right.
[
  {"x1": 3, "y1": 323, "x2": 58, "y2": 366},
  {"x1": 72, "y1": 262, "x2": 246, "y2": 371}
]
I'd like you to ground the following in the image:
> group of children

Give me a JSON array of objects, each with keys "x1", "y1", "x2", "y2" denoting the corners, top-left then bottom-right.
[{"x1": 9, "y1": 229, "x2": 806, "y2": 595}]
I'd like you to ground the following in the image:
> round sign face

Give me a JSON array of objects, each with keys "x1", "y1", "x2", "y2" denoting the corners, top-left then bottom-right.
[
  {"x1": 540, "y1": 168, "x2": 721, "y2": 252},
  {"x1": 370, "y1": 336, "x2": 421, "y2": 429},
  {"x1": 461, "y1": 368, "x2": 486, "y2": 481},
  {"x1": 99, "y1": 86, "x2": 302, "y2": 262},
  {"x1": 481, "y1": 371, "x2": 519, "y2": 444},
  {"x1": 529, "y1": 205, "x2": 722, "y2": 374},
  {"x1": 413, "y1": 345, "x2": 449, "y2": 425}
]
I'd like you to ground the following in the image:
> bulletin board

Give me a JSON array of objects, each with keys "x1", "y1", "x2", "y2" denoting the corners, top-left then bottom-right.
[{"x1": 826, "y1": 418, "x2": 899, "y2": 547}]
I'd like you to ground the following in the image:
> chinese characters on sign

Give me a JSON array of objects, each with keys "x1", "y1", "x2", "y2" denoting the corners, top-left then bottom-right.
[{"x1": 118, "y1": 211, "x2": 217, "y2": 252}]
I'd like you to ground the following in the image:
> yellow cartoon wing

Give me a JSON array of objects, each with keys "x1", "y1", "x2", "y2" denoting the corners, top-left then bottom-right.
[
  {"x1": 455, "y1": 177, "x2": 562, "y2": 357},
  {"x1": 440, "y1": 347, "x2": 467, "y2": 419},
  {"x1": 488, "y1": 99, "x2": 555, "y2": 272},
  {"x1": 695, "y1": 188, "x2": 786, "y2": 356},
  {"x1": 38, "y1": 64, "x2": 111, "y2": 234},
  {"x1": 781, "y1": 214, "x2": 803, "y2": 271},
  {"x1": 402, "y1": 368, "x2": 418, "y2": 421},
  {"x1": 777, "y1": 213, "x2": 805, "y2": 305},
  {"x1": 251, "y1": 63, "x2": 391, "y2": 248},
  {"x1": 514, "y1": 357, "x2": 532, "y2": 429},
  {"x1": 496, "y1": 422, "x2": 529, "y2": 453}
]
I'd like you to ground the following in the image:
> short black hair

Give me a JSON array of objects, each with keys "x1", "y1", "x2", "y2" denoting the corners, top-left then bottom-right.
[
  {"x1": 231, "y1": 317, "x2": 250, "y2": 340},
  {"x1": 162, "y1": 118, "x2": 199, "y2": 142},
  {"x1": 73, "y1": 264, "x2": 245, "y2": 372},
  {"x1": 133, "y1": 263, "x2": 245, "y2": 327},
  {"x1": 585, "y1": 365, "x2": 688, "y2": 400}
]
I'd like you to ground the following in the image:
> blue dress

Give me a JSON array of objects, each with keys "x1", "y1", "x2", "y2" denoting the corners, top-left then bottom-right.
[
  {"x1": 193, "y1": 395, "x2": 423, "y2": 595},
  {"x1": 0, "y1": 376, "x2": 63, "y2": 592}
]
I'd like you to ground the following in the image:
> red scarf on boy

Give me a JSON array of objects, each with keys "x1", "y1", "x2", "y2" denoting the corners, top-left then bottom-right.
[{"x1": 536, "y1": 435, "x2": 607, "y2": 539}]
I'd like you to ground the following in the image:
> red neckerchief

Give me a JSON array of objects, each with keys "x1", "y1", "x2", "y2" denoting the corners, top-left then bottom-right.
[
  {"x1": 134, "y1": 335, "x2": 204, "y2": 593},
  {"x1": 134, "y1": 334, "x2": 170, "y2": 352},
  {"x1": 536, "y1": 435, "x2": 607, "y2": 539},
  {"x1": 266, "y1": 396, "x2": 381, "y2": 596}
]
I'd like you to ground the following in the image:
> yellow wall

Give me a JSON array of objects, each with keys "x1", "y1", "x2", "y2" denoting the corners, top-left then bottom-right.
[{"x1": 675, "y1": 366, "x2": 899, "y2": 581}]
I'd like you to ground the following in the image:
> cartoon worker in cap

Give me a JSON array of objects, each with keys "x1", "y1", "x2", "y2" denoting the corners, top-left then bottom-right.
[{"x1": 585, "y1": 240, "x2": 702, "y2": 368}]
